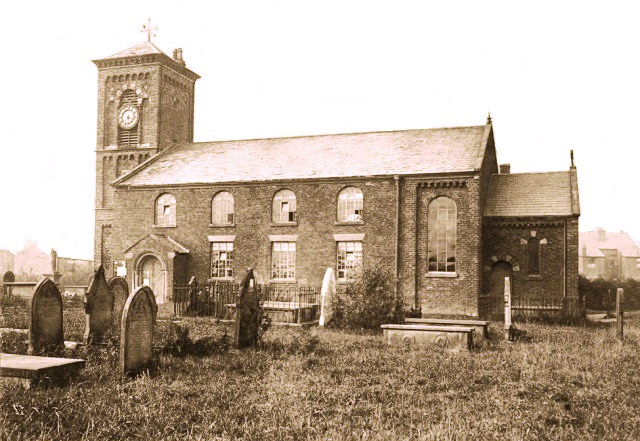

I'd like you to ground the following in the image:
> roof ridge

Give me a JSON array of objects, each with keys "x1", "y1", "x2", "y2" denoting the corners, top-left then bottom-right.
[{"x1": 187, "y1": 124, "x2": 487, "y2": 145}]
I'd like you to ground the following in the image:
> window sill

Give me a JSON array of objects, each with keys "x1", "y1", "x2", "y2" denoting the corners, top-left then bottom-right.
[
  {"x1": 209, "y1": 223, "x2": 236, "y2": 228},
  {"x1": 270, "y1": 222, "x2": 298, "y2": 227},
  {"x1": 334, "y1": 221, "x2": 364, "y2": 226},
  {"x1": 425, "y1": 272, "x2": 458, "y2": 278},
  {"x1": 152, "y1": 224, "x2": 177, "y2": 229}
]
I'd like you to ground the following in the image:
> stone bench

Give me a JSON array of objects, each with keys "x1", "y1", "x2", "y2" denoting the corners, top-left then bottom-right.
[
  {"x1": 404, "y1": 318, "x2": 489, "y2": 341},
  {"x1": 380, "y1": 324, "x2": 475, "y2": 350},
  {"x1": 1, "y1": 353, "x2": 85, "y2": 388}
]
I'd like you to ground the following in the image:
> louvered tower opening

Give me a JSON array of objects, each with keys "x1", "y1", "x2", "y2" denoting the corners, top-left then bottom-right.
[{"x1": 118, "y1": 89, "x2": 139, "y2": 147}]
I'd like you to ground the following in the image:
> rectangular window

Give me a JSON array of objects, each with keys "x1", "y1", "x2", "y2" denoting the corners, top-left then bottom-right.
[
  {"x1": 272, "y1": 242, "x2": 296, "y2": 280},
  {"x1": 211, "y1": 242, "x2": 234, "y2": 278},
  {"x1": 337, "y1": 241, "x2": 363, "y2": 280}
]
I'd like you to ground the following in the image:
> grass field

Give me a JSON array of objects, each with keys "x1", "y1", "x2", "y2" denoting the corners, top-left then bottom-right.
[{"x1": 2, "y1": 315, "x2": 640, "y2": 440}]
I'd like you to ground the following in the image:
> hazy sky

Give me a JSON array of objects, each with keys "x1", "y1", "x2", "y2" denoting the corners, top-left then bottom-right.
[{"x1": 0, "y1": 1, "x2": 638, "y2": 259}]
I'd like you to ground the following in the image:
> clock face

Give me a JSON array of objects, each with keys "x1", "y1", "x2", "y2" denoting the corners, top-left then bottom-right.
[{"x1": 118, "y1": 105, "x2": 139, "y2": 129}]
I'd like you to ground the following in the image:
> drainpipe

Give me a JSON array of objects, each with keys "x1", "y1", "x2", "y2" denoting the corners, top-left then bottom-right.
[{"x1": 394, "y1": 175, "x2": 401, "y2": 305}]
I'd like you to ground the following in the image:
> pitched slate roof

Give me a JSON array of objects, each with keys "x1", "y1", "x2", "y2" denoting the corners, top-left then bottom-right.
[
  {"x1": 580, "y1": 230, "x2": 640, "y2": 257},
  {"x1": 484, "y1": 171, "x2": 578, "y2": 217},
  {"x1": 116, "y1": 125, "x2": 490, "y2": 187}
]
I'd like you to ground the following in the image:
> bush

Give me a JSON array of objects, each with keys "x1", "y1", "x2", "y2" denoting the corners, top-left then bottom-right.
[
  {"x1": 580, "y1": 276, "x2": 640, "y2": 311},
  {"x1": 331, "y1": 261, "x2": 403, "y2": 330}
]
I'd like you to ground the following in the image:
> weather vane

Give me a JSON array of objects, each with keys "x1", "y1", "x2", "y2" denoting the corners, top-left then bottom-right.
[{"x1": 141, "y1": 18, "x2": 157, "y2": 42}]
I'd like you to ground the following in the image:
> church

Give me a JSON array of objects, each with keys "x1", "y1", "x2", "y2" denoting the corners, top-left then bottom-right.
[{"x1": 92, "y1": 39, "x2": 582, "y2": 319}]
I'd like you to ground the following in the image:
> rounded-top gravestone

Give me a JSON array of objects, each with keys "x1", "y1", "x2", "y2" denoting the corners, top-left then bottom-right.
[
  {"x1": 29, "y1": 278, "x2": 64, "y2": 354},
  {"x1": 120, "y1": 285, "x2": 157, "y2": 375},
  {"x1": 107, "y1": 276, "x2": 129, "y2": 331},
  {"x1": 319, "y1": 268, "x2": 336, "y2": 326}
]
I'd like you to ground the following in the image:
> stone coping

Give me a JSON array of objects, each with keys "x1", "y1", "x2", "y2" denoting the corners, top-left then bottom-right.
[
  {"x1": 380, "y1": 324, "x2": 474, "y2": 333},
  {"x1": 404, "y1": 318, "x2": 489, "y2": 326},
  {"x1": 1, "y1": 353, "x2": 85, "y2": 379}
]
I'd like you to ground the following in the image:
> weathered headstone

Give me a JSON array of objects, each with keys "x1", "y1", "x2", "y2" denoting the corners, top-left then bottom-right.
[
  {"x1": 108, "y1": 276, "x2": 129, "y2": 331},
  {"x1": 504, "y1": 276, "x2": 513, "y2": 341},
  {"x1": 120, "y1": 286, "x2": 156, "y2": 375},
  {"x1": 233, "y1": 269, "x2": 260, "y2": 348},
  {"x1": 616, "y1": 287, "x2": 624, "y2": 341},
  {"x1": 84, "y1": 265, "x2": 114, "y2": 345},
  {"x1": 29, "y1": 278, "x2": 64, "y2": 354},
  {"x1": 319, "y1": 268, "x2": 336, "y2": 326}
]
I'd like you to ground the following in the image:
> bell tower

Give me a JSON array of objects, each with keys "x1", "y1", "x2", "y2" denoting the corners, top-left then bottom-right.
[{"x1": 92, "y1": 38, "x2": 200, "y2": 270}]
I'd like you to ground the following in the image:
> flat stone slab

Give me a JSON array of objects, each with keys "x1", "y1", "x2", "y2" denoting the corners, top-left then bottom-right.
[
  {"x1": 381, "y1": 324, "x2": 475, "y2": 350},
  {"x1": 1, "y1": 353, "x2": 85, "y2": 386},
  {"x1": 404, "y1": 318, "x2": 489, "y2": 341}
]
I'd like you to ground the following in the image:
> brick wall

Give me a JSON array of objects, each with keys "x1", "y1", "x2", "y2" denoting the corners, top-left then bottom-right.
[{"x1": 483, "y1": 217, "x2": 583, "y2": 318}]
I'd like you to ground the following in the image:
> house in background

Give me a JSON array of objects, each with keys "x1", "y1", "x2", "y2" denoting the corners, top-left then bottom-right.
[
  {"x1": 0, "y1": 249, "x2": 13, "y2": 275},
  {"x1": 579, "y1": 229, "x2": 640, "y2": 280}
]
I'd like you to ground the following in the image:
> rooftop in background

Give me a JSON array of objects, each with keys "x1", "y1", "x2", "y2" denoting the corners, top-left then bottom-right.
[{"x1": 580, "y1": 229, "x2": 640, "y2": 257}]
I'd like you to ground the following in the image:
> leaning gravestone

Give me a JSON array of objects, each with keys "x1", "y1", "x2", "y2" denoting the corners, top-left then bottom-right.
[
  {"x1": 108, "y1": 276, "x2": 129, "y2": 332},
  {"x1": 233, "y1": 269, "x2": 260, "y2": 348},
  {"x1": 319, "y1": 268, "x2": 336, "y2": 326},
  {"x1": 84, "y1": 265, "x2": 114, "y2": 345},
  {"x1": 120, "y1": 286, "x2": 157, "y2": 375},
  {"x1": 29, "y1": 278, "x2": 64, "y2": 354}
]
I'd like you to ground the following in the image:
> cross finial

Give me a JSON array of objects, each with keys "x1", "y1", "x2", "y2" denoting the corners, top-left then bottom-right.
[
  {"x1": 486, "y1": 112, "x2": 492, "y2": 124},
  {"x1": 141, "y1": 18, "x2": 157, "y2": 43}
]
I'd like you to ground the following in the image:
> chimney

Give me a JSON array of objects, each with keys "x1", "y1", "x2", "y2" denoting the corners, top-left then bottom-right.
[
  {"x1": 173, "y1": 48, "x2": 185, "y2": 66},
  {"x1": 499, "y1": 164, "x2": 510, "y2": 174},
  {"x1": 597, "y1": 228, "x2": 606, "y2": 241}
]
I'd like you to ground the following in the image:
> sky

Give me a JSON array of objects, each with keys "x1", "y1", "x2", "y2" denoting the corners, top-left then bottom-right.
[{"x1": 0, "y1": 1, "x2": 639, "y2": 259}]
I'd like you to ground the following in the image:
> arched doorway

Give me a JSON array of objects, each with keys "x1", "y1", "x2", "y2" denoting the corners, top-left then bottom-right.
[
  {"x1": 489, "y1": 260, "x2": 513, "y2": 300},
  {"x1": 137, "y1": 254, "x2": 166, "y2": 304}
]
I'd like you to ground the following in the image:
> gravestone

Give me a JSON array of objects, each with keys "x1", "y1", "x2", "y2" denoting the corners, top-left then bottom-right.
[
  {"x1": 29, "y1": 278, "x2": 64, "y2": 354},
  {"x1": 319, "y1": 268, "x2": 336, "y2": 326},
  {"x1": 504, "y1": 277, "x2": 513, "y2": 341},
  {"x1": 108, "y1": 276, "x2": 129, "y2": 331},
  {"x1": 84, "y1": 265, "x2": 114, "y2": 345},
  {"x1": 233, "y1": 268, "x2": 260, "y2": 348},
  {"x1": 120, "y1": 286, "x2": 156, "y2": 375}
]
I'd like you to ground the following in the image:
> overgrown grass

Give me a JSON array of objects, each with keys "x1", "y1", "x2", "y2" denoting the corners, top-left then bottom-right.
[{"x1": 2, "y1": 318, "x2": 640, "y2": 440}]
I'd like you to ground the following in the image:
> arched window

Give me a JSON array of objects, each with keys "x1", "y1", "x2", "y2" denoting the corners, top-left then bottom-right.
[
  {"x1": 337, "y1": 187, "x2": 363, "y2": 222},
  {"x1": 527, "y1": 237, "x2": 541, "y2": 275},
  {"x1": 155, "y1": 193, "x2": 176, "y2": 227},
  {"x1": 427, "y1": 197, "x2": 456, "y2": 273},
  {"x1": 272, "y1": 190, "x2": 297, "y2": 223},
  {"x1": 212, "y1": 191, "x2": 235, "y2": 225}
]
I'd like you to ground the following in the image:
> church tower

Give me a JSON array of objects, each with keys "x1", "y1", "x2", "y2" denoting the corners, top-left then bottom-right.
[{"x1": 92, "y1": 39, "x2": 200, "y2": 270}]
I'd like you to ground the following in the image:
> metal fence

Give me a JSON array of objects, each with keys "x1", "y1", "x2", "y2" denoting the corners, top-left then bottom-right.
[
  {"x1": 478, "y1": 295, "x2": 564, "y2": 321},
  {"x1": 172, "y1": 281, "x2": 322, "y2": 325}
]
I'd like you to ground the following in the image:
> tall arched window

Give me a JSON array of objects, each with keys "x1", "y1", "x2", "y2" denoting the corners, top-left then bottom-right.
[
  {"x1": 212, "y1": 191, "x2": 235, "y2": 225},
  {"x1": 272, "y1": 190, "x2": 297, "y2": 223},
  {"x1": 155, "y1": 193, "x2": 176, "y2": 227},
  {"x1": 427, "y1": 197, "x2": 456, "y2": 273},
  {"x1": 337, "y1": 187, "x2": 363, "y2": 222}
]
